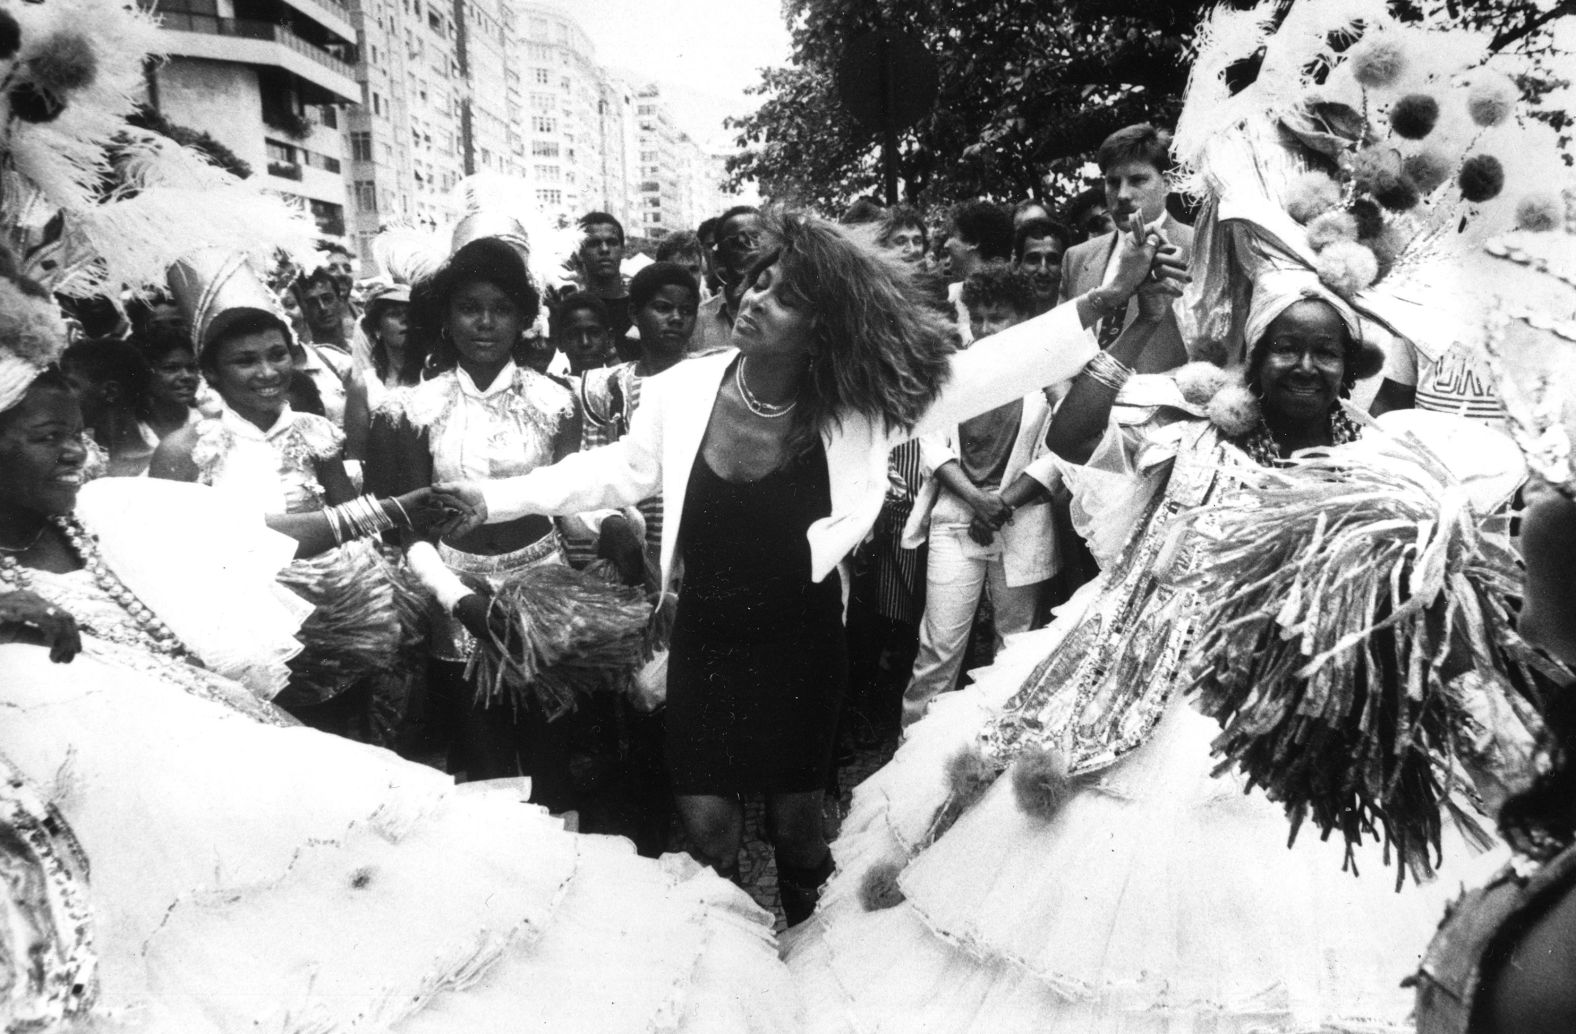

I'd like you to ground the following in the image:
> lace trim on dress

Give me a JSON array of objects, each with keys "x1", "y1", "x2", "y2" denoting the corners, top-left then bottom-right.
[{"x1": 376, "y1": 365, "x2": 574, "y2": 444}]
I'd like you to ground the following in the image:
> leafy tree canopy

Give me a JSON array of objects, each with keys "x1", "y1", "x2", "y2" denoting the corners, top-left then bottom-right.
[{"x1": 726, "y1": 0, "x2": 1572, "y2": 212}]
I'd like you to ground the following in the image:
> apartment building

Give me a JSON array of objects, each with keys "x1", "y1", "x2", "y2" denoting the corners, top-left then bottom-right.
[
  {"x1": 145, "y1": 0, "x2": 731, "y2": 269},
  {"x1": 633, "y1": 84, "x2": 717, "y2": 239},
  {"x1": 145, "y1": 0, "x2": 361, "y2": 236}
]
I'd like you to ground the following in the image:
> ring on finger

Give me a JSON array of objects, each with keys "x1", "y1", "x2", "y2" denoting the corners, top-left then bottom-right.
[{"x1": 44, "y1": 606, "x2": 59, "y2": 618}]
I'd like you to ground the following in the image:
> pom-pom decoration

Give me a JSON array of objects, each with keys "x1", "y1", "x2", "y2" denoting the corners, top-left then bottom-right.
[
  {"x1": 1374, "y1": 175, "x2": 1420, "y2": 213},
  {"x1": 1466, "y1": 74, "x2": 1518, "y2": 128},
  {"x1": 1315, "y1": 241, "x2": 1380, "y2": 296},
  {"x1": 858, "y1": 860, "x2": 908, "y2": 912},
  {"x1": 1403, "y1": 150, "x2": 1452, "y2": 195},
  {"x1": 24, "y1": 30, "x2": 98, "y2": 94},
  {"x1": 1174, "y1": 361, "x2": 1231, "y2": 405},
  {"x1": 944, "y1": 744, "x2": 998, "y2": 809},
  {"x1": 1459, "y1": 154, "x2": 1505, "y2": 203},
  {"x1": 1286, "y1": 171, "x2": 1343, "y2": 224},
  {"x1": 0, "y1": 9, "x2": 21, "y2": 61},
  {"x1": 1348, "y1": 198, "x2": 1386, "y2": 241},
  {"x1": 1206, "y1": 381, "x2": 1261, "y2": 437},
  {"x1": 1306, "y1": 210, "x2": 1359, "y2": 251},
  {"x1": 1010, "y1": 744, "x2": 1078, "y2": 822},
  {"x1": 1388, "y1": 94, "x2": 1439, "y2": 140},
  {"x1": 1182, "y1": 431, "x2": 1552, "y2": 887},
  {"x1": 1349, "y1": 37, "x2": 1406, "y2": 88},
  {"x1": 1515, "y1": 193, "x2": 1563, "y2": 233},
  {"x1": 1350, "y1": 148, "x2": 1402, "y2": 198}
]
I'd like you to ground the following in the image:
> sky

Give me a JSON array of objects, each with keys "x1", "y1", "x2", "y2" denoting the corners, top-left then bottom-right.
[{"x1": 535, "y1": 0, "x2": 795, "y2": 153}]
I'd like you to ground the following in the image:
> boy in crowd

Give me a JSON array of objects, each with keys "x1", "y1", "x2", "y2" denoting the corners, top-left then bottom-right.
[
  {"x1": 898, "y1": 267, "x2": 1060, "y2": 727},
  {"x1": 553, "y1": 292, "x2": 616, "y2": 376}
]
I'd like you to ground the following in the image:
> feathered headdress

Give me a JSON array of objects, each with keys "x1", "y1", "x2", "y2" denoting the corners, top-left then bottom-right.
[
  {"x1": 1175, "y1": 0, "x2": 1570, "y2": 367},
  {"x1": 0, "y1": 0, "x2": 317, "y2": 302}
]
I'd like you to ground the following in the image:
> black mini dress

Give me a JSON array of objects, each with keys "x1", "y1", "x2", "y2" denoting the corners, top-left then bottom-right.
[{"x1": 665, "y1": 443, "x2": 847, "y2": 795}]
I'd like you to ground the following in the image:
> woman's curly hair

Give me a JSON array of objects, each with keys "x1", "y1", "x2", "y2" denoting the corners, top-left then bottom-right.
[{"x1": 750, "y1": 206, "x2": 957, "y2": 455}]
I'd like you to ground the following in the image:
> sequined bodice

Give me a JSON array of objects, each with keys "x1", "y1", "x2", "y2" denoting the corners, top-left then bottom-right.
[
  {"x1": 192, "y1": 405, "x2": 342, "y2": 516},
  {"x1": 981, "y1": 421, "x2": 1237, "y2": 773}
]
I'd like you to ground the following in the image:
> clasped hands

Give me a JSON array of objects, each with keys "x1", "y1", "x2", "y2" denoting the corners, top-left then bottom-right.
[
  {"x1": 965, "y1": 488, "x2": 1013, "y2": 546},
  {"x1": 420, "y1": 482, "x2": 489, "y2": 537}
]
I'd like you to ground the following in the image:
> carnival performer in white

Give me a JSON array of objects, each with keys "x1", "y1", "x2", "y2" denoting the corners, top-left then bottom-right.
[
  {"x1": 148, "y1": 249, "x2": 429, "y2": 736},
  {"x1": 366, "y1": 209, "x2": 626, "y2": 796},
  {"x1": 783, "y1": 2, "x2": 1565, "y2": 1029}
]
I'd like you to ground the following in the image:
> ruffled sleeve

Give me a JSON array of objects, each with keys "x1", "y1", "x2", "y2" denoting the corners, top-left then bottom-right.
[
  {"x1": 294, "y1": 413, "x2": 346, "y2": 462},
  {"x1": 74, "y1": 478, "x2": 308, "y2": 700}
]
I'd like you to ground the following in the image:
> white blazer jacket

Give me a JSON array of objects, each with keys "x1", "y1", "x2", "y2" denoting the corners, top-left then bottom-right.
[{"x1": 481, "y1": 302, "x2": 1097, "y2": 590}]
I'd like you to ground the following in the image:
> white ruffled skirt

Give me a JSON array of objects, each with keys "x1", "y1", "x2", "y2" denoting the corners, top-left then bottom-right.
[
  {"x1": 1, "y1": 644, "x2": 798, "y2": 1033},
  {"x1": 785, "y1": 598, "x2": 1500, "y2": 1034}
]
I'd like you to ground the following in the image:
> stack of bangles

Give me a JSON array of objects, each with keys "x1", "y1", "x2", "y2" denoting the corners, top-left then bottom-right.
[
  {"x1": 1084, "y1": 351, "x2": 1134, "y2": 392},
  {"x1": 324, "y1": 495, "x2": 409, "y2": 547}
]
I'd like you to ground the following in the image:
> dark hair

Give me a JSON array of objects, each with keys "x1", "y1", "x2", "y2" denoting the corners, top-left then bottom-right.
[
  {"x1": 413, "y1": 238, "x2": 541, "y2": 373},
  {"x1": 960, "y1": 266, "x2": 1037, "y2": 318},
  {"x1": 951, "y1": 200, "x2": 1014, "y2": 263},
  {"x1": 1014, "y1": 217, "x2": 1074, "y2": 262},
  {"x1": 552, "y1": 291, "x2": 610, "y2": 336},
  {"x1": 1096, "y1": 122, "x2": 1173, "y2": 176},
  {"x1": 629, "y1": 261, "x2": 700, "y2": 311},
  {"x1": 1064, "y1": 187, "x2": 1109, "y2": 233},
  {"x1": 655, "y1": 230, "x2": 704, "y2": 263},
  {"x1": 292, "y1": 266, "x2": 342, "y2": 300},
  {"x1": 201, "y1": 311, "x2": 293, "y2": 372},
  {"x1": 136, "y1": 322, "x2": 197, "y2": 365},
  {"x1": 716, "y1": 205, "x2": 760, "y2": 237},
  {"x1": 697, "y1": 217, "x2": 720, "y2": 244},
  {"x1": 877, "y1": 204, "x2": 928, "y2": 248},
  {"x1": 61, "y1": 336, "x2": 154, "y2": 422},
  {"x1": 841, "y1": 196, "x2": 887, "y2": 226},
  {"x1": 747, "y1": 206, "x2": 956, "y2": 455},
  {"x1": 361, "y1": 295, "x2": 423, "y2": 385},
  {"x1": 1244, "y1": 299, "x2": 1384, "y2": 398},
  {"x1": 578, "y1": 211, "x2": 624, "y2": 246},
  {"x1": 125, "y1": 291, "x2": 184, "y2": 340}
]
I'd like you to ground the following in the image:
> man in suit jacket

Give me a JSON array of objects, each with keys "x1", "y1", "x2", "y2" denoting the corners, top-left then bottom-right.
[{"x1": 1058, "y1": 123, "x2": 1194, "y2": 374}]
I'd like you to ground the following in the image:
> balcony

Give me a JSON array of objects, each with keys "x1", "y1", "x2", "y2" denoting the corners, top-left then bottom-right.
[{"x1": 157, "y1": 12, "x2": 359, "y2": 103}]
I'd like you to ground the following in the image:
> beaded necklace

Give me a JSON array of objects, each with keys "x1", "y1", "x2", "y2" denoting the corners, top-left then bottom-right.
[
  {"x1": 1234, "y1": 407, "x2": 1362, "y2": 466},
  {"x1": 0, "y1": 516, "x2": 194, "y2": 660}
]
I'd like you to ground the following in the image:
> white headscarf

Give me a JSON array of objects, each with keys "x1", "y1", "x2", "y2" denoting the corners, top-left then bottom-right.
[{"x1": 1243, "y1": 267, "x2": 1362, "y2": 355}]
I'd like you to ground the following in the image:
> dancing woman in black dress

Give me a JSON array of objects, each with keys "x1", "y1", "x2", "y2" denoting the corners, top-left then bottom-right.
[{"x1": 437, "y1": 207, "x2": 1179, "y2": 921}]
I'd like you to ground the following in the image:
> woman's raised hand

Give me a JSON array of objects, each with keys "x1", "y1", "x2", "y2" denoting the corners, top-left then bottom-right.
[{"x1": 0, "y1": 590, "x2": 82, "y2": 663}]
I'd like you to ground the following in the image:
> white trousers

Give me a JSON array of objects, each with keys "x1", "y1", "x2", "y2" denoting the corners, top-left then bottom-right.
[{"x1": 901, "y1": 518, "x2": 1043, "y2": 727}]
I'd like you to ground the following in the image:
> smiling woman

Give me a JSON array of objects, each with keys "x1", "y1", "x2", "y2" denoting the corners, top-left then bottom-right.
[{"x1": 149, "y1": 253, "x2": 454, "y2": 737}]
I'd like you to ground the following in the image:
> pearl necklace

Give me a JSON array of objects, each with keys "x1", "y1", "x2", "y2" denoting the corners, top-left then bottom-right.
[
  {"x1": 0, "y1": 516, "x2": 193, "y2": 660},
  {"x1": 734, "y1": 356, "x2": 798, "y2": 419}
]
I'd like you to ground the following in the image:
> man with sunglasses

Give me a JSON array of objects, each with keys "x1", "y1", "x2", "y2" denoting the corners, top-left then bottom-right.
[{"x1": 690, "y1": 205, "x2": 760, "y2": 356}]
